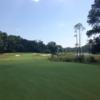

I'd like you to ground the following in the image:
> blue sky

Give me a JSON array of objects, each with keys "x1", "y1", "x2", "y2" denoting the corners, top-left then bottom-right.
[{"x1": 0, "y1": 0, "x2": 94, "y2": 47}]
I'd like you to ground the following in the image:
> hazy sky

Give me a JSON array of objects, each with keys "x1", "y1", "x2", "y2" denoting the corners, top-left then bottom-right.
[{"x1": 0, "y1": 0, "x2": 94, "y2": 47}]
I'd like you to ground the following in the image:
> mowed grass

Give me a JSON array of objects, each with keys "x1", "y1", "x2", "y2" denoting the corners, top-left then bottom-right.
[{"x1": 0, "y1": 53, "x2": 100, "y2": 100}]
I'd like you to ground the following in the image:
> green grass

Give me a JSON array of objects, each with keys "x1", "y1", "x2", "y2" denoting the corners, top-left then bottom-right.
[{"x1": 0, "y1": 53, "x2": 100, "y2": 100}]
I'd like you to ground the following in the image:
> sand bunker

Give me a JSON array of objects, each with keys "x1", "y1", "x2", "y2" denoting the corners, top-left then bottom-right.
[
  {"x1": 41, "y1": 54, "x2": 51, "y2": 56},
  {"x1": 15, "y1": 54, "x2": 21, "y2": 57}
]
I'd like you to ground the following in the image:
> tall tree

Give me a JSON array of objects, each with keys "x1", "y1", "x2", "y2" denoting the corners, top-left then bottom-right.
[
  {"x1": 74, "y1": 23, "x2": 85, "y2": 55},
  {"x1": 87, "y1": 0, "x2": 100, "y2": 53}
]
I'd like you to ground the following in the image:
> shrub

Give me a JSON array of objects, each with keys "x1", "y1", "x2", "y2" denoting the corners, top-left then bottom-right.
[
  {"x1": 48, "y1": 53, "x2": 99, "y2": 63},
  {"x1": 94, "y1": 55, "x2": 100, "y2": 62},
  {"x1": 49, "y1": 53, "x2": 76, "y2": 62},
  {"x1": 86, "y1": 56, "x2": 97, "y2": 63},
  {"x1": 74, "y1": 55, "x2": 85, "y2": 62}
]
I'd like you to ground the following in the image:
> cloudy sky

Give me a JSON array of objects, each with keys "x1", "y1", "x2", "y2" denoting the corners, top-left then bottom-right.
[{"x1": 0, "y1": 0, "x2": 94, "y2": 47}]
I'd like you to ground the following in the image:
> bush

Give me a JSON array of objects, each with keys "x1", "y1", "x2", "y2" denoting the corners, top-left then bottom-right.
[
  {"x1": 48, "y1": 53, "x2": 99, "y2": 63},
  {"x1": 86, "y1": 56, "x2": 97, "y2": 63},
  {"x1": 74, "y1": 55, "x2": 85, "y2": 62},
  {"x1": 94, "y1": 55, "x2": 100, "y2": 62},
  {"x1": 49, "y1": 53, "x2": 76, "y2": 62}
]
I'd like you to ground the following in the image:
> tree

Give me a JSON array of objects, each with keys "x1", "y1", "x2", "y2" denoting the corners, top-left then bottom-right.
[
  {"x1": 87, "y1": 0, "x2": 100, "y2": 53},
  {"x1": 0, "y1": 31, "x2": 8, "y2": 52},
  {"x1": 87, "y1": 0, "x2": 100, "y2": 28},
  {"x1": 74, "y1": 23, "x2": 85, "y2": 56},
  {"x1": 7, "y1": 35, "x2": 23, "y2": 52},
  {"x1": 56, "y1": 45, "x2": 63, "y2": 53},
  {"x1": 74, "y1": 34, "x2": 78, "y2": 56},
  {"x1": 37, "y1": 40, "x2": 46, "y2": 53},
  {"x1": 47, "y1": 42, "x2": 58, "y2": 55},
  {"x1": 87, "y1": 0, "x2": 100, "y2": 37},
  {"x1": 0, "y1": 30, "x2": 64, "y2": 53}
]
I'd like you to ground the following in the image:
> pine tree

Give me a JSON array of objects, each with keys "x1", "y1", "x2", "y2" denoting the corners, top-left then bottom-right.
[{"x1": 87, "y1": 0, "x2": 100, "y2": 53}]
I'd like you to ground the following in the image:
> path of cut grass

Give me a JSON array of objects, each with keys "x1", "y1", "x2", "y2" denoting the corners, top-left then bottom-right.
[{"x1": 0, "y1": 53, "x2": 100, "y2": 100}]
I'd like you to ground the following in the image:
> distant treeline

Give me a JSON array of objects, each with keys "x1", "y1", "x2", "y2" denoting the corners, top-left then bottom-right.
[
  {"x1": 0, "y1": 30, "x2": 91, "y2": 54},
  {"x1": 0, "y1": 31, "x2": 64, "y2": 53},
  {"x1": 0, "y1": 31, "x2": 100, "y2": 54},
  {"x1": 64, "y1": 45, "x2": 89, "y2": 53}
]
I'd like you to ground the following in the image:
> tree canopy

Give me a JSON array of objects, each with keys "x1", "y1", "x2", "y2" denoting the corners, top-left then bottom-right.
[
  {"x1": 87, "y1": 0, "x2": 100, "y2": 37},
  {"x1": 0, "y1": 30, "x2": 63, "y2": 54},
  {"x1": 87, "y1": 0, "x2": 100, "y2": 53}
]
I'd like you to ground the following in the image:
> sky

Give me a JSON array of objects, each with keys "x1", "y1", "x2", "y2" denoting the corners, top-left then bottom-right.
[{"x1": 0, "y1": 0, "x2": 94, "y2": 47}]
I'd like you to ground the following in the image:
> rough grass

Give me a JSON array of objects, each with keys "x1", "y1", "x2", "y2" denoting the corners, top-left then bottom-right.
[
  {"x1": 0, "y1": 53, "x2": 100, "y2": 100},
  {"x1": 93, "y1": 54, "x2": 100, "y2": 62},
  {"x1": 49, "y1": 53, "x2": 100, "y2": 63}
]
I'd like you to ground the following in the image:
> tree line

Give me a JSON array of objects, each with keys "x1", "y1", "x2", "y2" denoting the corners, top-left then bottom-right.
[
  {"x1": 0, "y1": 30, "x2": 92, "y2": 54},
  {"x1": 0, "y1": 31, "x2": 63, "y2": 54}
]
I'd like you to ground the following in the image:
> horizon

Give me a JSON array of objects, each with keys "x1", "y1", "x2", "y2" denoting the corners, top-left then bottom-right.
[{"x1": 0, "y1": 0, "x2": 94, "y2": 47}]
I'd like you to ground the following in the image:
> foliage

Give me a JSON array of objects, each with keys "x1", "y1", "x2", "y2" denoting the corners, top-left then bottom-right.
[
  {"x1": 93, "y1": 54, "x2": 100, "y2": 62},
  {"x1": 87, "y1": 0, "x2": 100, "y2": 28},
  {"x1": 49, "y1": 53, "x2": 100, "y2": 63},
  {"x1": 47, "y1": 42, "x2": 58, "y2": 55},
  {"x1": 74, "y1": 55, "x2": 85, "y2": 63},
  {"x1": 88, "y1": 36, "x2": 100, "y2": 54},
  {"x1": 87, "y1": 0, "x2": 100, "y2": 54},
  {"x1": 85, "y1": 56, "x2": 97, "y2": 63},
  {"x1": 0, "y1": 31, "x2": 63, "y2": 53},
  {"x1": 49, "y1": 53, "x2": 76, "y2": 62},
  {"x1": 87, "y1": 26, "x2": 100, "y2": 37},
  {"x1": 74, "y1": 23, "x2": 85, "y2": 33},
  {"x1": 0, "y1": 31, "x2": 8, "y2": 52},
  {"x1": 49, "y1": 53, "x2": 75, "y2": 62}
]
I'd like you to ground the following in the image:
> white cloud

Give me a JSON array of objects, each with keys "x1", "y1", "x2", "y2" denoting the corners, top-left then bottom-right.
[{"x1": 32, "y1": 0, "x2": 40, "y2": 2}]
